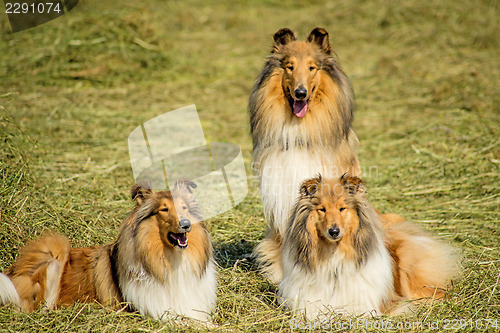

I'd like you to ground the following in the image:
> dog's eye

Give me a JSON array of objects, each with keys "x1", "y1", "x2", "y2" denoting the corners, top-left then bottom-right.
[
  {"x1": 318, "y1": 207, "x2": 326, "y2": 213},
  {"x1": 309, "y1": 66, "x2": 316, "y2": 71},
  {"x1": 339, "y1": 207, "x2": 346, "y2": 212},
  {"x1": 161, "y1": 208, "x2": 169, "y2": 212},
  {"x1": 286, "y1": 65, "x2": 294, "y2": 71},
  {"x1": 182, "y1": 206, "x2": 187, "y2": 210}
]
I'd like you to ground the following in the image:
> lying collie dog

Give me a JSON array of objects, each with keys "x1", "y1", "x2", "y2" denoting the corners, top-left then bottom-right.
[
  {"x1": 249, "y1": 28, "x2": 361, "y2": 281},
  {"x1": 267, "y1": 174, "x2": 459, "y2": 319},
  {"x1": 0, "y1": 180, "x2": 216, "y2": 322}
]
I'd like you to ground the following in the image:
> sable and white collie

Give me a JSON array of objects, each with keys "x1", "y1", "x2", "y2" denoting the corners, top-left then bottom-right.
[
  {"x1": 249, "y1": 28, "x2": 361, "y2": 282},
  {"x1": 0, "y1": 180, "x2": 217, "y2": 322},
  {"x1": 269, "y1": 174, "x2": 459, "y2": 319}
]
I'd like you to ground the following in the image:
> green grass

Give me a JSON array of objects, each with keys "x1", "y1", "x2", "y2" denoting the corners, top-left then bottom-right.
[{"x1": 0, "y1": 0, "x2": 498, "y2": 331}]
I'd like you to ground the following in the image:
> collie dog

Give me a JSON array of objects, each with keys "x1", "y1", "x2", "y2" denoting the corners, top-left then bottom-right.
[
  {"x1": 269, "y1": 174, "x2": 458, "y2": 319},
  {"x1": 0, "y1": 180, "x2": 216, "y2": 322},
  {"x1": 249, "y1": 28, "x2": 361, "y2": 281}
]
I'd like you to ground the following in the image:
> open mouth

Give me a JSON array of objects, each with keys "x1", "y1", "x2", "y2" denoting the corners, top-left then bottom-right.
[
  {"x1": 167, "y1": 232, "x2": 188, "y2": 249},
  {"x1": 293, "y1": 99, "x2": 308, "y2": 118},
  {"x1": 287, "y1": 87, "x2": 314, "y2": 118}
]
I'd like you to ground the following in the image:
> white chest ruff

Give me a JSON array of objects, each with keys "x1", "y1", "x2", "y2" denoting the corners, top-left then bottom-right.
[
  {"x1": 119, "y1": 256, "x2": 217, "y2": 322},
  {"x1": 259, "y1": 149, "x2": 339, "y2": 234},
  {"x1": 279, "y1": 242, "x2": 394, "y2": 319}
]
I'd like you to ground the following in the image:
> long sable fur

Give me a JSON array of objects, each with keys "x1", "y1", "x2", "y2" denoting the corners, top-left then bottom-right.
[
  {"x1": 249, "y1": 27, "x2": 354, "y2": 153},
  {"x1": 251, "y1": 28, "x2": 361, "y2": 279},
  {"x1": 276, "y1": 174, "x2": 459, "y2": 318},
  {"x1": 0, "y1": 181, "x2": 215, "y2": 321},
  {"x1": 285, "y1": 174, "x2": 380, "y2": 271}
]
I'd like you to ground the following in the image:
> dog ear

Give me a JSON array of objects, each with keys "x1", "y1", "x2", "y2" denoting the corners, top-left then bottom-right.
[
  {"x1": 272, "y1": 28, "x2": 296, "y2": 53},
  {"x1": 307, "y1": 27, "x2": 331, "y2": 54},
  {"x1": 300, "y1": 175, "x2": 322, "y2": 197},
  {"x1": 173, "y1": 179, "x2": 197, "y2": 193},
  {"x1": 340, "y1": 173, "x2": 364, "y2": 195},
  {"x1": 131, "y1": 185, "x2": 153, "y2": 205}
]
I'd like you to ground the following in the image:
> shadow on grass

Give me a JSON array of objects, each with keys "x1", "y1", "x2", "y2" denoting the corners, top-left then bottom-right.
[
  {"x1": 214, "y1": 238, "x2": 282, "y2": 311},
  {"x1": 214, "y1": 238, "x2": 259, "y2": 271}
]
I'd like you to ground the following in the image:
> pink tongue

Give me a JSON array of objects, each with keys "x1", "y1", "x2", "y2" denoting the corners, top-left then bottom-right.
[{"x1": 293, "y1": 100, "x2": 308, "y2": 117}]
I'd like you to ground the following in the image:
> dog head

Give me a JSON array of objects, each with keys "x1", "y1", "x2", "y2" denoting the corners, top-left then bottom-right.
[
  {"x1": 271, "y1": 27, "x2": 332, "y2": 118},
  {"x1": 131, "y1": 180, "x2": 202, "y2": 250},
  {"x1": 298, "y1": 173, "x2": 365, "y2": 244},
  {"x1": 287, "y1": 173, "x2": 378, "y2": 268}
]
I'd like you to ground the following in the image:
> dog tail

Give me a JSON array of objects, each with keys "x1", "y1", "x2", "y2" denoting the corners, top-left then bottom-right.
[
  {"x1": 4, "y1": 234, "x2": 70, "y2": 311},
  {"x1": 0, "y1": 272, "x2": 21, "y2": 309}
]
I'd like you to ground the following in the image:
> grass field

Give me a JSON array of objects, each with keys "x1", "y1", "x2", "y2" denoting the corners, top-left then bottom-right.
[{"x1": 0, "y1": 0, "x2": 498, "y2": 331}]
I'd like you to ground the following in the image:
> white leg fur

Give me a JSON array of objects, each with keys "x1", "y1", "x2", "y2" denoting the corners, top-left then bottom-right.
[
  {"x1": 0, "y1": 273, "x2": 21, "y2": 309},
  {"x1": 43, "y1": 260, "x2": 64, "y2": 309}
]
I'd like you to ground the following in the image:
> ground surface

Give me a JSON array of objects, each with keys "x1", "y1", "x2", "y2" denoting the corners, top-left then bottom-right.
[{"x1": 0, "y1": 0, "x2": 498, "y2": 331}]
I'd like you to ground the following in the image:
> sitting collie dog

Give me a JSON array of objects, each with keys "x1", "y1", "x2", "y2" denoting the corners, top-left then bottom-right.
[
  {"x1": 249, "y1": 28, "x2": 361, "y2": 282},
  {"x1": 267, "y1": 174, "x2": 459, "y2": 319},
  {"x1": 0, "y1": 180, "x2": 216, "y2": 322}
]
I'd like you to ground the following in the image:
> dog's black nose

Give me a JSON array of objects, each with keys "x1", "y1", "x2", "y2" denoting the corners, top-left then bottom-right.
[
  {"x1": 328, "y1": 226, "x2": 341, "y2": 239},
  {"x1": 294, "y1": 87, "x2": 307, "y2": 100},
  {"x1": 179, "y1": 218, "x2": 191, "y2": 231}
]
